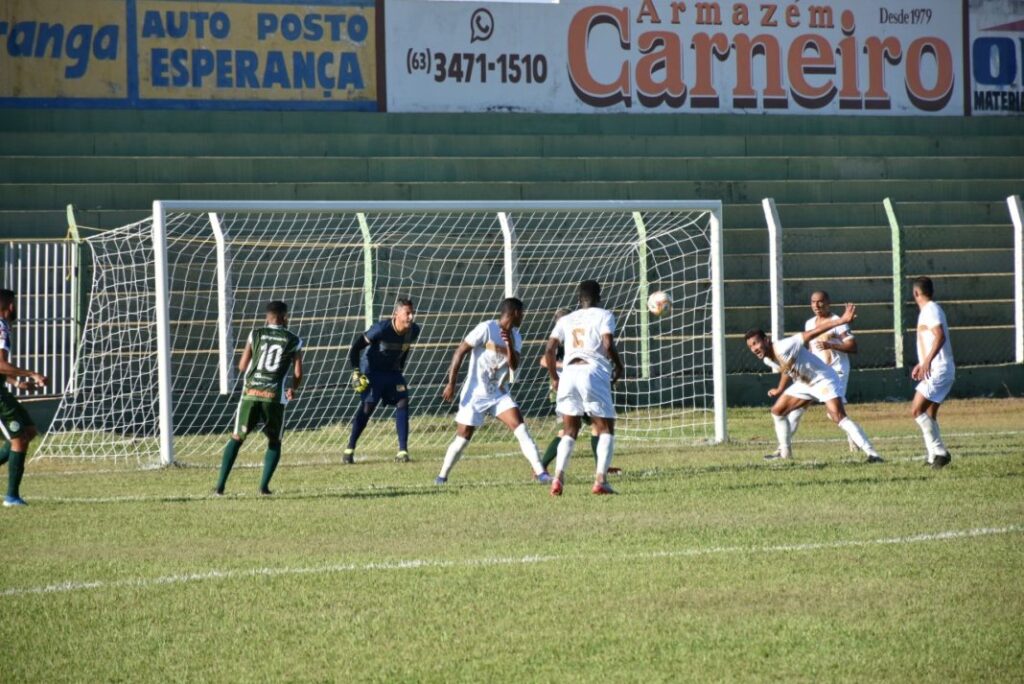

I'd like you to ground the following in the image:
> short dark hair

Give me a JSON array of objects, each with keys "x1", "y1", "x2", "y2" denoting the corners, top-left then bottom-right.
[
  {"x1": 912, "y1": 276, "x2": 934, "y2": 298},
  {"x1": 499, "y1": 297, "x2": 524, "y2": 316},
  {"x1": 394, "y1": 297, "x2": 414, "y2": 311},
  {"x1": 578, "y1": 280, "x2": 601, "y2": 306},
  {"x1": 266, "y1": 301, "x2": 288, "y2": 318},
  {"x1": 811, "y1": 290, "x2": 830, "y2": 301},
  {"x1": 0, "y1": 289, "x2": 15, "y2": 310},
  {"x1": 744, "y1": 327, "x2": 767, "y2": 341}
]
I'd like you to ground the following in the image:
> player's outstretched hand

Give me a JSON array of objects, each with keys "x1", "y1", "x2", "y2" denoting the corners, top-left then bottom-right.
[
  {"x1": 31, "y1": 372, "x2": 48, "y2": 388},
  {"x1": 285, "y1": 388, "x2": 296, "y2": 402},
  {"x1": 840, "y1": 303, "x2": 857, "y2": 323},
  {"x1": 768, "y1": 388, "x2": 781, "y2": 398},
  {"x1": 441, "y1": 382, "x2": 456, "y2": 403},
  {"x1": 350, "y1": 370, "x2": 369, "y2": 393}
]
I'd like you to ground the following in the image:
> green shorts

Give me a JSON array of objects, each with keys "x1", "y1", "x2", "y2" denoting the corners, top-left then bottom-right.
[
  {"x1": 0, "y1": 390, "x2": 34, "y2": 440},
  {"x1": 233, "y1": 399, "x2": 285, "y2": 442}
]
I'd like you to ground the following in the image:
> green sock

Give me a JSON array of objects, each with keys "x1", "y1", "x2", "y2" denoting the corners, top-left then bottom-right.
[
  {"x1": 260, "y1": 445, "x2": 281, "y2": 493},
  {"x1": 7, "y1": 450, "x2": 25, "y2": 499},
  {"x1": 541, "y1": 436, "x2": 560, "y2": 469},
  {"x1": 216, "y1": 438, "x2": 242, "y2": 493},
  {"x1": 0, "y1": 441, "x2": 9, "y2": 468},
  {"x1": 591, "y1": 435, "x2": 600, "y2": 465}
]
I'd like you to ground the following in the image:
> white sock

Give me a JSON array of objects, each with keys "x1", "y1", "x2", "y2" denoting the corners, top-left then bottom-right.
[
  {"x1": 595, "y1": 433, "x2": 614, "y2": 475},
  {"x1": 555, "y1": 435, "x2": 576, "y2": 475},
  {"x1": 772, "y1": 414, "x2": 792, "y2": 458},
  {"x1": 915, "y1": 413, "x2": 947, "y2": 461},
  {"x1": 787, "y1": 407, "x2": 806, "y2": 436},
  {"x1": 838, "y1": 417, "x2": 879, "y2": 457},
  {"x1": 513, "y1": 423, "x2": 544, "y2": 475},
  {"x1": 439, "y1": 436, "x2": 469, "y2": 478}
]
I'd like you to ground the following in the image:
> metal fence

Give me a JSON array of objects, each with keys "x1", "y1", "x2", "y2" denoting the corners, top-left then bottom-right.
[{"x1": 1, "y1": 241, "x2": 80, "y2": 399}]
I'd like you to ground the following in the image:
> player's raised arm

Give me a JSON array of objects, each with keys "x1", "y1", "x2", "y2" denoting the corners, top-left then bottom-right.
[
  {"x1": 442, "y1": 341, "x2": 474, "y2": 402},
  {"x1": 801, "y1": 303, "x2": 856, "y2": 346}
]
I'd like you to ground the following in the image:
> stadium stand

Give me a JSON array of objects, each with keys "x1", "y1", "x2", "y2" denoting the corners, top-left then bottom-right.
[{"x1": 0, "y1": 109, "x2": 1022, "y2": 404}]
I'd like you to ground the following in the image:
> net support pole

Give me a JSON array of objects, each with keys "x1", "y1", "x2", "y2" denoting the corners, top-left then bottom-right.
[
  {"x1": 633, "y1": 212, "x2": 651, "y2": 379},
  {"x1": 66, "y1": 205, "x2": 82, "y2": 395},
  {"x1": 151, "y1": 201, "x2": 175, "y2": 466},
  {"x1": 209, "y1": 212, "x2": 235, "y2": 395},
  {"x1": 357, "y1": 212, "x2": 374, "y2": 327},
  {"x1": 761, "y1": 198, "x2": 784, "y2": 341},
  {"x1": 710, "y1": 206, "x2": 727, "y2": 443},
  {"x1": 498, "y1": 212, "x2": 518, "y2": 297},
  {"x1": 883, "y1": 198, "x2": 905, "y2": 369},
  {"x1": 1008, "y1": 195, "x2": 1024, "y2": 363},
  {"x1": 498, "y1": 212, "x2": 518, "y2": 383}
]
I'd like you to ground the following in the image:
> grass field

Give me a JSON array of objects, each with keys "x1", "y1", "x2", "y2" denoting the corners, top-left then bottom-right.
[{"x1": 3, "y1": 398, "x2": 1023, "y2": 681}]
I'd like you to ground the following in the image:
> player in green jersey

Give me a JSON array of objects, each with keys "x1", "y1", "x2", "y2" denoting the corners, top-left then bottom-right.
[
  {"x1": 215, "y1": 301, "x2": 303, "y2": 496},
  {"x1": 0, "y1": 289, "x2": 49, "y2": 507}
]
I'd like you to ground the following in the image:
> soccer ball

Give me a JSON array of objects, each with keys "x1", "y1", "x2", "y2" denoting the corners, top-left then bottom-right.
[{"x1": 647, "y1": 291, "x2": 671, "y2": 317}]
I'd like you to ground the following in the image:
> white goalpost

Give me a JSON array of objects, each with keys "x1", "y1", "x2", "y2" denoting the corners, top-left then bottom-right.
[{"x1": 36, "y1": 200, "x2": 726, "y2": 467}]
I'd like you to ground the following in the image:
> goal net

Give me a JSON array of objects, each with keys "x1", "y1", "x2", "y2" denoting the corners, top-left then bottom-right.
[{"x1": 36, "y1": 201, "x2": 725, "y2": 467}]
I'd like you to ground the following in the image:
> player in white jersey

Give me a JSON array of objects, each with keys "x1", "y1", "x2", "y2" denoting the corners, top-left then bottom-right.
[
  {"x1": 543, "y1": 280, "x2": 625, "y2": 496},
  {"x1": 436, "y1": 298, "x2": 547, "y2": 484},
  {"x1": 766, "y1": 291, "x2": 860, "y2": 456},
  {"x1": 910, "y1": 276, "x2": 955, "y2": 469},
  {"x1": 745, "y1": 303, "x2": 883, "y2": 463}
]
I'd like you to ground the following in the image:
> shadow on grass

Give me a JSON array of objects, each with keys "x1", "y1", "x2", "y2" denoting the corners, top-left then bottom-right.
[{"x1": 40, "y1": 486, "x2": 449, "y2": 507}]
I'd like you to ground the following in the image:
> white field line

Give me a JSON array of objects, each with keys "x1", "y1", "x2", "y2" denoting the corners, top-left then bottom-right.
[{"x1": 2, "y1": 525, "x2": 1019, "y2": 599}]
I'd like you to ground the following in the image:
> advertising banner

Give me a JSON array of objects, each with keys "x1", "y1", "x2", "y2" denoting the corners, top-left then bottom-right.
[
  {"x1": 386, "y1": 0, "x2": 965, "y2": 115},
  {"x1": 968, "y1": 0, "x2": 1024, "y2": 114},
  {"x1": 0, "y1": 0, "x2": 378, "y2": 110}
]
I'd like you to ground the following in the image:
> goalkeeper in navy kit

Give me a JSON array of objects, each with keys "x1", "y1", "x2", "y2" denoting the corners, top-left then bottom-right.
[{"x1": 344, "y1": 297, "x2": 421, "y2": 463}]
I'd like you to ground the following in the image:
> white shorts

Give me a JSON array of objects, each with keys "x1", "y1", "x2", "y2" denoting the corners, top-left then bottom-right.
[
  {"x1": 783, "y1": 378, "x2": 842, "y2": 404},
  {"x1": 916, "y1": 370, "x2": 955, "y2": 404},
  {"x1": 455, "y1": 392, "x2": 518, "y2": 427},
  {"x1": 556, "y1": 362, "x2": 616, "y2": 419}
]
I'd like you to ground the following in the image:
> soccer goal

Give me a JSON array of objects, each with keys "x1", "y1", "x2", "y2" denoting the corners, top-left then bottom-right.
[{"x1": 36, "y1": 200, "x2": 725, "y2": 467}]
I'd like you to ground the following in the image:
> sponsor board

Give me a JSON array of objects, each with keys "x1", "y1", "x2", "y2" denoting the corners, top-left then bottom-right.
[
  {"x1": 386, "y1": 0, "x2": 965, "y2": 114},
  {"x1": 969, "y1": 0, "x2": 1024, "y2": 114},
  {"x1": 0, "y1": 0, "x2": 378, "y2": 110}
]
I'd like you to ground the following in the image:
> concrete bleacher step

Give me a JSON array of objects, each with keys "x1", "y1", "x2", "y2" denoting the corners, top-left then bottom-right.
[
  {"x1": 726, "y1": 249, "x2": 1014, "y2": 279},
  {"x1": 725, "y1": 326, "x2": 1016, "y2": 372},
  {"x1": 726, "y1": 200, "x2": 1014, "y2": 229},
  {"x1": 5, "y1": 132, "x2": 1024, "y2": 159},
  {"x1": 724, "y1": 272, "x2": 1013, "y2": 306},
  {"x1": 3, "y1": 109, "x2": 1022, "y2": 137},
  {"x1": 2, "y1": 155, "x2": 1019, "y2": 184},
  {"x1": 724, "y1": 225, "x2": 1016, "y2": 254},
  {"x1": 725, "y1": 300, "x2": 1013, "y2": 333},
  {"x1": 3, "y1": 179, "x2": 1019, "y2": 211}
]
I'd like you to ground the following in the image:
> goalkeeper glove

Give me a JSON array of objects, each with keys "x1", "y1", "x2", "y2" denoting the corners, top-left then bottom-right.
[{"x1": 350, "y1": 370, "x2": 370, "y2": 393}]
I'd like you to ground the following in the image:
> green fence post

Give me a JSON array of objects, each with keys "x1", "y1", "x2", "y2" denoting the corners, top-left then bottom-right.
[{"x1": 883, "y1": 198, "x2": 904, "y2": 369}]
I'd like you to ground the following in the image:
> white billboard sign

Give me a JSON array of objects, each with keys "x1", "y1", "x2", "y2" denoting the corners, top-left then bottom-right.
[{"x1": 386, "y1": 0, "x2": 965, "y2": 114}]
